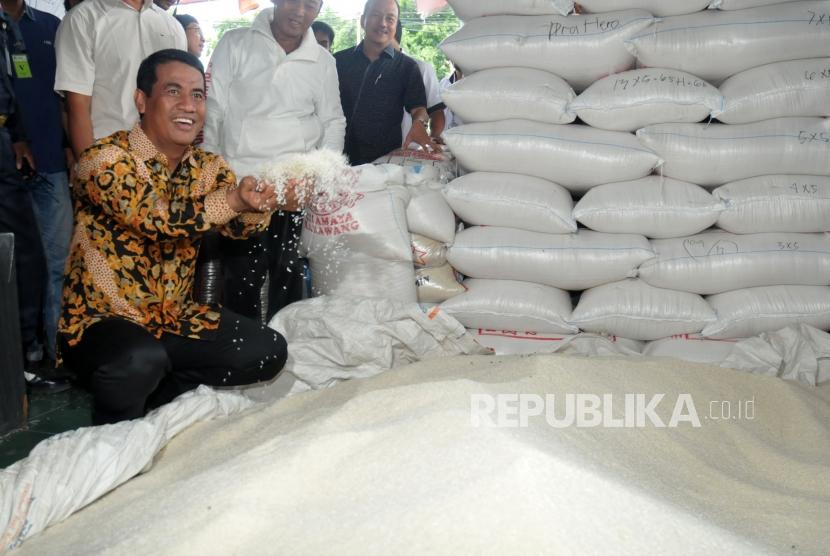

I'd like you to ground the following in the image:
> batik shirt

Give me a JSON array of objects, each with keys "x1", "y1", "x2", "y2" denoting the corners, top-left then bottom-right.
[{"x1": 60, "y1": 124, "x2": 269, "y2": 346}]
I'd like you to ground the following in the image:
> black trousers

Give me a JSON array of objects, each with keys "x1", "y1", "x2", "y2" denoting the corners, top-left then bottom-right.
[
  {"x1": 0, "y1": 128, "x2": 45, "y2": 355},
  {"x1": 221, "y1": 211, "x2": 305, "y2": 323},
  {"x1": 60, "y1": 309, "x2": 287, "y2": 425}
]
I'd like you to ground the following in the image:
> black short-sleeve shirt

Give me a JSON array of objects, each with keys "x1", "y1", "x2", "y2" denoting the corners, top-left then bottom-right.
[{"x1": 334, "y1": 43, "x2": 427, "y2": 165}]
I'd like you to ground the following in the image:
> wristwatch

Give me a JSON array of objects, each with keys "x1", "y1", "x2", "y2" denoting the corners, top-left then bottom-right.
[{"x1": 416, "y1": 116, "x2": 430, "y2": 128}]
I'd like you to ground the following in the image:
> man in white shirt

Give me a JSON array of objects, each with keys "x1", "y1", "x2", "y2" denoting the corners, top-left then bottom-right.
[
  {"x1": 394, "y1": 21, "x2": 444, "y2": 146},
  {"x1": 55, "y1": 0, "x2": 186, "y2": 156},
  {"x1": 203, "y1": 0, "x2": 345, "y2": 321}
]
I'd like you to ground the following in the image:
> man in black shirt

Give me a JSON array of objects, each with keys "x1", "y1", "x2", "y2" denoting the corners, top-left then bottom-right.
[{"x1": 334, "y1": 0, "x2": 436, "y2": 165}]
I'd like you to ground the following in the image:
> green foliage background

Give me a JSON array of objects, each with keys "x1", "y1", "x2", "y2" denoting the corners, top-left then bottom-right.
[{"x1": 207, "y1": 1, "x2": 459, "y2": 79}]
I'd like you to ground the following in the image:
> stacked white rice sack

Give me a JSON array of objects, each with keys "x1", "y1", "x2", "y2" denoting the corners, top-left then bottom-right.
[
  {"x1": 373, "y1": 149, "x2": 465, "y2": 305},
  {"x1": 438, "y1": 0, "x2": 830, "y2": 355}
]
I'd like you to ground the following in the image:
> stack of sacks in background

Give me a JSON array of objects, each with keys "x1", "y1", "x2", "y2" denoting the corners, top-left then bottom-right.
[
  {"x1": 626, "y1": 0, "x2": 830, "y2": 361},
  {"x1": 373, "y1": 149, "x2": 465, "y2": 306},
  {"x1": 438, "y1": 0, "x2": 678, "y2": 354},
  {"x1": 438, "y1": 0, "x2": 830, "y2": 356}
]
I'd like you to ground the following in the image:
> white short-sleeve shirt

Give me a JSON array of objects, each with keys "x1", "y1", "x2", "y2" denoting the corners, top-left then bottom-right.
[
  {"x1": 401, "y1": 54, "x2": 443, "y2": 142},
  {"x1": 55, "y1": 0, "x2": 186, "y2": 140}
]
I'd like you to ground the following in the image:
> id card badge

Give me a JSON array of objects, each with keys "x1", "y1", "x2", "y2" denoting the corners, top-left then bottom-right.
[{"x1": 12, "y1": 54, "x2": 31, "y2": 79}]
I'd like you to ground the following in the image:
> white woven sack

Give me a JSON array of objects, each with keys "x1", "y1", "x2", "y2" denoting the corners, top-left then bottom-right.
[
  {"x1": 710, "y1": 0, "x2": 803, "y2": 9},
  {"x1": 703, "y1": 285, "x2": 830, "y2": 338},
  {"x1": 713, "y1": 175, "x2": 830, "y2": 233},
  {"x1": 636, "y1": 118, "x2": 830, "y2": 187},
  {"x1": 639, "y1": 231, "x2": 830, "y2": 295},
  {"x1": 302, "y1": 170, "x2": 416, "y2": 302},
  {"x1": 415, "y1": 264, "x2": 465, "y2": 304},
  {"x1": 406, "y1": 185, "x2": 456, "y2": 244},
  {"x1": 444, "y1": 172, "x2": 576, "y2": 234},
  {"x1": 447, "y1": 226, "x2": 653, "y2": 291},
  {"x1": 643, "y1": 334, "x2": 739, "y2": 364},
  {"x1": 445, "y1": 120, "x2": 661, "y2": 193},
  {"x1": 446, "y1": 0, "x2": 572, "y2": 20},
  {"x1": 624, "y1": 2, "x2": 830, "y2": 84},
  {"x1": 440, "y1": 11, "x2": 654, "y2": 91},
  {"x1": 570, "y1": 279, "x2": 716, "y2": 341},
  {"x1": 441, "y1": 68, "x2": 575, "y2": 125},
  {"x1": 580, "y1": 0, "x2": 711, "y2": 16},
  {"x1": 440, "y1": 278, "x2": 577, "y2": 334},
  {"x1": 411, "y1": 233, "x2": 447, "y2": 268},
  {"x1": 717, "y1": 58, "x2": 830, "y2": 124},
  {"x1": 570, "y1": 68, "x2": 722, "y2": 132},
  {"x1": 468, "y1": 329, "x2": 644, "y2": 356},
  {"x1": 572, "y1": 176, "x2": 722, "y2": 239}
]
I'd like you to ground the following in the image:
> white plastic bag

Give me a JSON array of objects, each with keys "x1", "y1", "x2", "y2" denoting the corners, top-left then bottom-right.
[
  {"x1": 713, "y1": 175, "x2": 830, "y2": 234},
  {"x1": 570, "y1": 279, "x2": 716, "y2": 341},
  {"x1": 636, "y1": 118, "x2": 830, "y2": 187},
  {"x1": 445, "y1": 120, "x2": 661, "y2": 193},
  {"x1": 717, "y1": 58, "x2": 830, "y2": 124},
  {"x1": 572, "y1": 176, "x2": 722, "y2": 239},
  {"x1": 406, "y1": 185, "x2": 456, "y2": 244},
  {"x1": 570, "y1": 68, "x2": 722, "y2": 132},
  {"x1": 703, "y1": 285, "x2": 830, "y2": 338},
  {"x1": 625, "y1": 2, "x2": 830, "y2": 83},
  {"x1": 580, "y1": 0, "x2": 711, "y2": 16},
  {"x1": 448, "y1": 226, "x2": 654, "y2": 290},
  {"x1": 411, "y1": 233, "x2": 448, "y2": 268},
  {"x1": 415, "y1": 264, "x2": 466, "y2": 303},
  {"x1": 441, "y1": 67, "x2": 575, "y2": 125},
  {"x1": 441, "y1": 11, "x2": 654, "y2": 91},
  {"x1": 443, "y1": 172, "x2": 576, "y2": 234},
  {"x1": 446, "y1": 0, "x2": 573, "y2": 20},
  {"x1": 270, "y1": 296, "x2": 489, "y2": 390},
  {"x1": 439, "y1": 278, "x2": 577, "y2": 334},
  {"x1": 639, "y1": 231, "x2": 830, "y2": 294}
]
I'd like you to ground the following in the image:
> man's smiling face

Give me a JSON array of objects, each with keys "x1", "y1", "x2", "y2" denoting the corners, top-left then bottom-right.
[
  {"x1": 362, "y1": 0, "x2": 398, "y2": 49},
  {"x1": 136, "y1": 61, "x2": 206, "y2": 155}
]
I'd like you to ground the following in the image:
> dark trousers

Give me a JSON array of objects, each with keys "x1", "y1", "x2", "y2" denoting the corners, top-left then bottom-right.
[
  {"x1": 0, "y1": 128, "x2": 45, "y2": 355},
  {"x1": 221, "y1": 211, "x2": 305, "y2": 323},
  {"x1": 60, "y1": 309, "x2": 287, "y2": 425}
]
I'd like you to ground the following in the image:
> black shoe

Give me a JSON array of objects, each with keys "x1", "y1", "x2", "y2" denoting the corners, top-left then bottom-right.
[
  {"x1": 24, "y1": 372, "x2": 72, "y2": 395},
  {"x1": 36, "y1": 357, "x2": 76, "y2": 380}
]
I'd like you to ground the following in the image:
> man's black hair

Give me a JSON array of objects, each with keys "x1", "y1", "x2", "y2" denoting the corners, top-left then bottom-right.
[
  {"x1": 363, "y1": 0, "x2": 400, "y2": 18},
  {"x1": 395, "y1": 19, "x2": 403, "y2": 43},
  {"x1": 311, "y1": 20, "x2": 335, "y2": 44},
  {"x1": 136, "y1": 49, "x2": 205, "y2": 96}
]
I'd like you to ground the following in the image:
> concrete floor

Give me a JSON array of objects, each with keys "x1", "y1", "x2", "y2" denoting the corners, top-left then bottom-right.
[{"x1": 0, "y1": 387, "x2": 92, "y2": 468}]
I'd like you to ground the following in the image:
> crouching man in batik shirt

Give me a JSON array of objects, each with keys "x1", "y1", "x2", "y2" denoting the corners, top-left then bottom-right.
[{"x1": 59, "y1": 50, "x2": 290, "y2": 425}]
